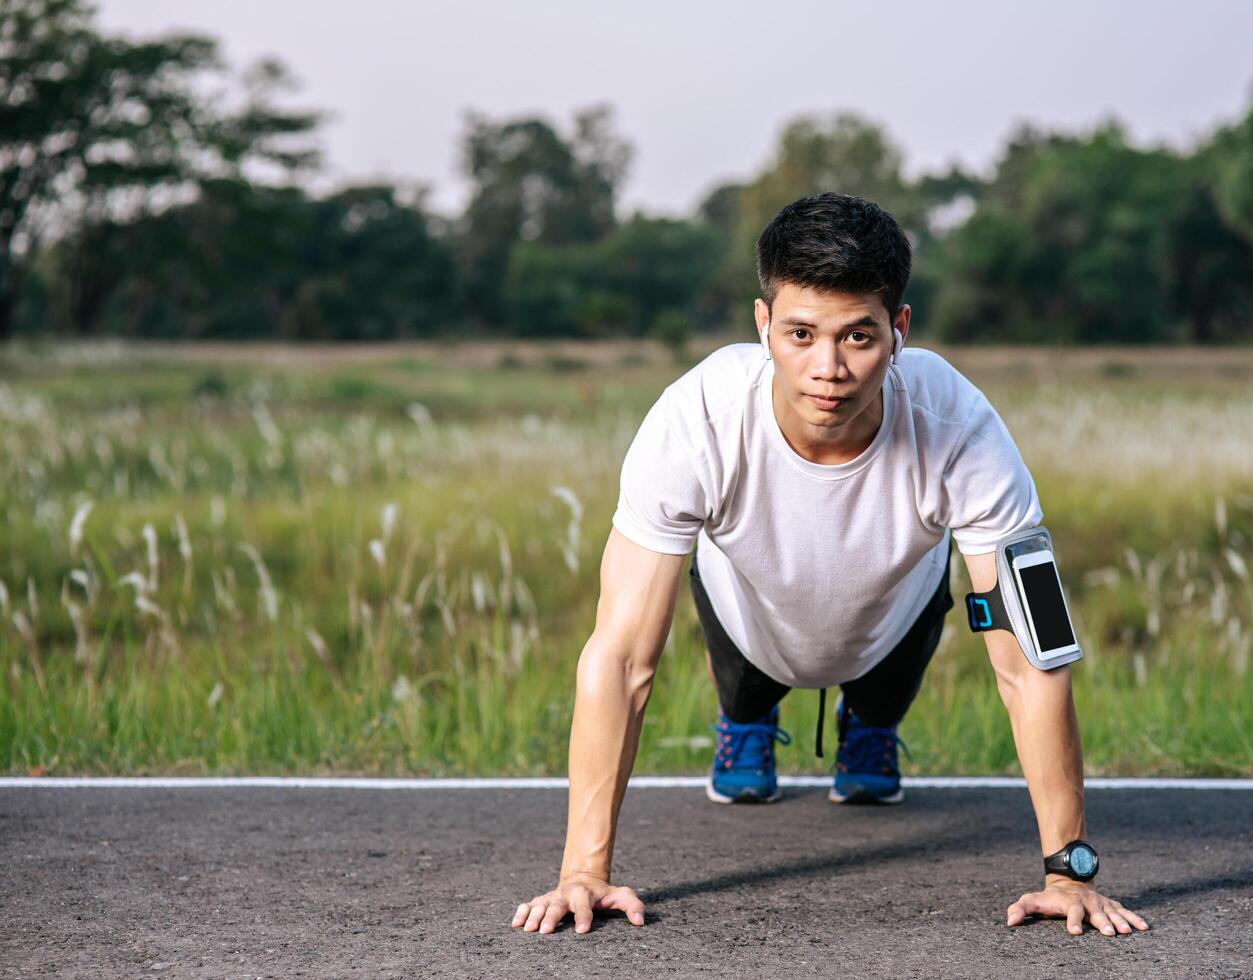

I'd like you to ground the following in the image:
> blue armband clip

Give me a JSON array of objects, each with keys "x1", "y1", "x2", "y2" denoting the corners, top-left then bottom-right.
[{"x1": 963, "y1": 526, "x2": 1082, "y2": 670}]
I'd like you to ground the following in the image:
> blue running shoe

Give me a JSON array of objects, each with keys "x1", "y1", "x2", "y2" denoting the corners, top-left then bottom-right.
[
  {"x1": 829, "y1": 697, "x2": 910, "y2": 805},
  {"x1": 705, "y1": 704, "x2": 792, "y2": 804}
]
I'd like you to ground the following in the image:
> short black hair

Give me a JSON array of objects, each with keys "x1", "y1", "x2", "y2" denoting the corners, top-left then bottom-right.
[{"x1": 756, "y1": 192, "x2": 912, "y2": 319}]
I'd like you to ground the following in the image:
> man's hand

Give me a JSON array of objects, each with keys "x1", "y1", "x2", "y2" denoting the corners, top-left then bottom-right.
[
  {"x1": 1007, "y1": 878, "x2": 1149, "y2": 936},
  {"x1": 511, "y1": 873, "x2": 646, "y2": 935}
]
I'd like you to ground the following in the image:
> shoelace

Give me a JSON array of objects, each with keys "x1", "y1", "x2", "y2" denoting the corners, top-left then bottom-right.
[
  {"x1": 708, "y1": 716, "x2": 793, "y2": 772},
  {"x1": 838, "y1": 721, "x2": 912, "y2": 776}
]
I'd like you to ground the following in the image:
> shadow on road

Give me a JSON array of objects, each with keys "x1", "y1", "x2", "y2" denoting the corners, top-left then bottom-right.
[
  {"x1": 1117, "y1": 866, "x2": 1253, "y2": 909},
  {"x1": 644, "y1": 815, "x2": 1020, "y2": 905}
]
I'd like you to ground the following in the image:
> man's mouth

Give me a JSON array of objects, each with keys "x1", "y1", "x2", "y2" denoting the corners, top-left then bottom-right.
[{"x1": 806, "y1": 394, "x2": 846, "y2": 409}]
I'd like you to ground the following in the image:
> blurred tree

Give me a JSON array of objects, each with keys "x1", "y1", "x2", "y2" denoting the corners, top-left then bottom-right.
[
  {"x1": 739, "y1": 112, "x2": 923, "y2": 228},
  {"x1": 692, "y1": 181, "x2": 747, "y2": 330},
  {"x1": 5, "y1": 2, "x2": 1250, "y2": 347},
  {"x1": 978, "y1": 122, "x2": 1081, "y2": 213},
  {"x1": 913, "y1": 163, "x2": 984, "y2": 237},
  {"x1": 697, "y1": 182, "x2": 743, "y2": 233},
  {"x1": 55, "y1": 179, "x2": 456, "y2": 339},
  {"x1": 703, "y1": 112, "x2": 927, "y2": 325},
  {"x1": 1187, "y1": 86, "x2": 1253, "y2": 343},
  {"x1": 647, "y1": 308, "x2": 693, "y2": 364},
  {"x1": 293, "y1": 183, "x2": 457, "y2": 340},
  {"x1": 927, "y1": 122, "x2": 1237, "y2": 344},
  {"x1": 501, "y1": 242, "x2": 584, "y2": 337},
  {"x1": 594, "y1": 215, "x2": 721, "y2": 335},
  {"x1": 503, "y1": 215, "x2": 719, "y2": 338},
  {"x1": 1162, "y1": 181, "x2": 1253, "y2": 344},
  {"x1": 454, "y1": 104, "x2": 631, "y2": 325},
  {"x1": 61, "y1": 178, "x2": 315, "y2": 338},
  {"x1": 1196, "y1": 89, "x2": 1253, "y2": 241},
  {"x1": 0, "y1": 0, "x2": 322, "y2": 339}
]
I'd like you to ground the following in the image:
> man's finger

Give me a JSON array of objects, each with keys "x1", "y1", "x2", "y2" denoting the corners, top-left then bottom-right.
[
  {"x1": 1088, "y1": 906, "x2": 1116, "y2": 937},
  {"x1": 1006, "y1": 899, "x2": 1029, "y2": 926},
  {"x1": 1106, "y1": 908, "x2": 1133, "y2": 935},
  {"x1": 539, "y1": 899, "x2": 569, "y2": 934},
  {"x1": 524, "y1": 902, "x2": 547, "y2": 932},
  {"x1": 1112, "y1": 902, "x2": 1149, "y2": 931},
  {"x1": 1008, "y1": 891, "x2": 1055, "y2": 921},
  {"x1": 570, "y1": 888, "x2": 594, "y2": 934},
  {"x1": 1065, "y1": 902, "x2": 1085, "y2": 936},
  {"x1": 511, "y1": 902, "x2": 530, "y2": 927},
  {"x1": 595, "y1": 887, "x2": 646, "y2": 926}
]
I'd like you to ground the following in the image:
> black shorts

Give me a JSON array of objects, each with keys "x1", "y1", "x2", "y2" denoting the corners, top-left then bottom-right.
[{"x1": 689, "y1": 536, "x2": 955, "y2": 734}]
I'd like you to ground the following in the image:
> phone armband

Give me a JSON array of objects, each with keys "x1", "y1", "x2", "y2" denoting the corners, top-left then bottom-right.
[{"x1": 963, "y1": 526, "x2": 1082, "y2": 670}]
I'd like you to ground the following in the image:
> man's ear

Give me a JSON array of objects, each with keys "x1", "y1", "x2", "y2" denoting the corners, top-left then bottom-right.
[
  {"x1": 754, "y1": 298, "x2": 770, "y2": 332},
  {"x1": 893, "y1": 303, "x2": 911, "y2": 344}
]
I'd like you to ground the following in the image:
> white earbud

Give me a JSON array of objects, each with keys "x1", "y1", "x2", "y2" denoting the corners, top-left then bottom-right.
[{"x1": 761, "y1": 321, "x2": 772, "y2": 360}]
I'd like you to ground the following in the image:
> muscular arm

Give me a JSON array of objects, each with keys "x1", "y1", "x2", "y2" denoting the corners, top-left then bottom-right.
[
  {"x1": 513, "y1": 528, "x2": 687, "y2": 934},
  {"x1": 558, "y1": 608, "x2": 666, "y2": 882},
  {"x1": 962, "y1": 550, "x2": 1148, "y2": 937},
  {"x1": 963, "y1": 551, "x2": 1084, "y2": 853}
]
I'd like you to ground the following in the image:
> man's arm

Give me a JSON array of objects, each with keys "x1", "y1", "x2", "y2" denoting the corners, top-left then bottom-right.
[
  {"x1": 962, "y1": 550, "x2": 1149, "y2": 937},
  {"x1": 512, "y1": 527, "x2": 688, "y2": 935}
]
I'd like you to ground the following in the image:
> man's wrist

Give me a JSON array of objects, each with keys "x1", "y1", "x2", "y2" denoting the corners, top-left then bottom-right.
[
  {"x1": 560, "y1": 862, "x2": 611, "y2": 883},
  {"x1": 1044, "y1": 871, "x2": 1089, "y2": 889}
]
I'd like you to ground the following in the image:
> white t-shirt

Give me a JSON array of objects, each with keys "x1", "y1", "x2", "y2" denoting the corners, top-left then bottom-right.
[{"x1": 610, "y1": 343, "x2": 1043, "y2": 688}]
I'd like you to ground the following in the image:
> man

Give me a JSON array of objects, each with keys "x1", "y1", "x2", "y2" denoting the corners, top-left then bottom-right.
[{"x1": 510, "y1": 192, "x2": 1149, "y2": 939}]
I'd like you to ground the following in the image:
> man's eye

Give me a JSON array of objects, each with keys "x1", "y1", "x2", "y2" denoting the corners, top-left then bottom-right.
[
  {"x1": 790, "y1": 329, "x2": 809, "y2": 340},
  {"x1": 850, "y1": 331, "x2": 871, "y2": 343}
]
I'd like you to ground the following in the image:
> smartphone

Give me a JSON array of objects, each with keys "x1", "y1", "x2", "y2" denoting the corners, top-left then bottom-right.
[{"x1": 1010, "y1": 550, "x2": 1080, "y2": 661}]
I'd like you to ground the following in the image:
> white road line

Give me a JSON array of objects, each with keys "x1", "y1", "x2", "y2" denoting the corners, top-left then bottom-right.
[{"x1": 0, "y1": 776, "x2": 1250, "y2": 790}]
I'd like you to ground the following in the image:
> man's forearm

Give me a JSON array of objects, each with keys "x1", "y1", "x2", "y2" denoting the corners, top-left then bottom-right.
[
  {"x1": 558, "y1": 639, "x2": 657, "y2": 882},
  {"x1": 991, "y1": 637, "x2": 1086, "y2": 856},
  {"x1": 961, "y1": 559, "x2": 1149, "y2": 936}
]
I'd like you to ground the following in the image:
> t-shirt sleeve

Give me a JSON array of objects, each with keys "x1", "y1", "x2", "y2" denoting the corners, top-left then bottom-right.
[
  {"x1": 940, "y1": 393, "x2": 1044, "y2": 556},
  {"x1": 610, "y1": 387, "x2": 711, "y2": 555}
]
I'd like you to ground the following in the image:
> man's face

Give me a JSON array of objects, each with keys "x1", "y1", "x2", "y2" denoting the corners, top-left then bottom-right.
[{"x1": 755, "y1": 282, "x2": 910, "y2": 442}]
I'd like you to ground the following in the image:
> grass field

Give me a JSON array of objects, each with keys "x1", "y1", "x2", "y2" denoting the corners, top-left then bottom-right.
[{"x1": 1, "y1": 337, "x2": 1250, "y2": 776}]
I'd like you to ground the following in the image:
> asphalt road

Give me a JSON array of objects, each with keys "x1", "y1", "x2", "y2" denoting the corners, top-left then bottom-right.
[{"x1": 2, "y1": 784, "x2": 1250, "y2": 978}]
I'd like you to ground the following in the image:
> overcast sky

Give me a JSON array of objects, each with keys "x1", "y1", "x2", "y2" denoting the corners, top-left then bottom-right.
[{"x1": 97, "y1": 0, "x2": 1253, "y2": 218}]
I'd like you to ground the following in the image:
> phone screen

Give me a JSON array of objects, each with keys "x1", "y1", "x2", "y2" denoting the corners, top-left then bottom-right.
[{"x1": 1017, "y1": 560, "x2": 1076, "y2": 653}]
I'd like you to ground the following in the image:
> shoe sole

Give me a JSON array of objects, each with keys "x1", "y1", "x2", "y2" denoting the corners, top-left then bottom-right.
[
  {"x1": 828, "y1": 785, "x2": 905, "y2": 805},
  {"x1": 706, "y1": 775, "x2": 782, "y2": 804}
]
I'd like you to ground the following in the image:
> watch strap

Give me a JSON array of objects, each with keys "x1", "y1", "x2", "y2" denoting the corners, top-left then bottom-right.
[
  {"x1": 1043, "y1": 846, "x2": 1070, "y2": 876},
  {"x1": 1043, "y1": 840, "x2": 1098, "y2": 880}
]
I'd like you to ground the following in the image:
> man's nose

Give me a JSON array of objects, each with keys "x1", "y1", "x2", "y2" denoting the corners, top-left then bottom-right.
[{"x1": 810, "y1": 341, "x2": 849, "y2": 379}]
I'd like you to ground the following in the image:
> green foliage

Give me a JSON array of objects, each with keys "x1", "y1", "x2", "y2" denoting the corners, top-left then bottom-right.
[
  {"x1": 705, "y1": 112, "x2": 929, "y2": 319},
  {"x1": 744, "y1": 111, "x2": 925, "y2": 230},
  {"x1": 926, "y1": 121, "x2": 1253, "y2": 344},
  {"x1": 0, "y1": 0, "x2": 322, "y2": 339},
  {"x1": 647, "y1": 310, "x2": 692, "y2": 364},
  {"x1": 2, "y1": 3, "x2": 1251, "y2": 344},
  {"x1": 455, "y1": 104, "x2": 632, "y2": 324},
  {"x1": 502, "y1": 216, "x2": 720, "y2": 337},
  {"x1": 1196, "y1": 93, "x2": 1253, "y2": 239},
  {"x1": 58, "y1": 180, "x2": 458, "y2": 340}
]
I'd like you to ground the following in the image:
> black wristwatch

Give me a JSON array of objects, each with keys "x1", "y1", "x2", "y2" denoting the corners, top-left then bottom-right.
[{"x1": 1043, "y1": 840, "x2": 1099, "y2": 882}]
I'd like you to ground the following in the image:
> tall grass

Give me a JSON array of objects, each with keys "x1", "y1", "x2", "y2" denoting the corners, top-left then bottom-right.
[{"x1": 0, "y1": 343, "x2": 1249, "y2": 775}]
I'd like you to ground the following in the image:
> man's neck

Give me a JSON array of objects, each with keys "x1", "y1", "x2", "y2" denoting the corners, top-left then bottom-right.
[{"x1": 771, "y1": 377, "x2": 884, "y2": 466}]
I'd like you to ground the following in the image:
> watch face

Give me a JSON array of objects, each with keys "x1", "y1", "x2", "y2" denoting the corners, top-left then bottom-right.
[{"x1": 1070, "y1": 845, "x2": 1097, "y2": 877}]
